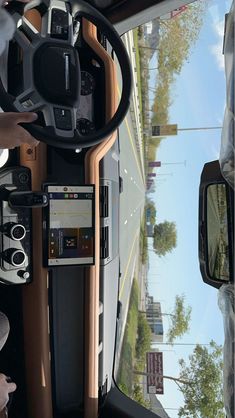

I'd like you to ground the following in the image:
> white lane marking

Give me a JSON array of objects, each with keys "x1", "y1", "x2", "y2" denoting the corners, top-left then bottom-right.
[
  {"x1": 124, "y1": 220, "x2": 128, "y2": 225},
  {"x1": 131, "y1": 177, "x2": 133, "y2": 181},
  {"x1": 124, "y1": 169, "x2": 128, "y2": 174},
  {"x1": 130, "y1": 213, "x2": 133, "y2": 217}
]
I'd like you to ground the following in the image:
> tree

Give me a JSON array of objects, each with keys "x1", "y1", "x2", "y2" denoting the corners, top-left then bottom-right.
[
  {"x1": 145, "y1": 201, "x2": 156, "y2": 225},
  {"x1": 178, "y1": 341, "x2": 224, "y2": 418},
  {"x1": 157, "y1": 1, "x2": 207, "y2": 76},
  {"x1": 153, "y1": 221, "x2": 177, "y2": 256},
  {"x1": 167, "y1": 295, "x2": 192, "y2": 343},
  {"x1": 134, "y1": 341, "x2": 224, "y2": 418},
  {"x1": 150, "y1": 1, "x2": 207, "y2": 127}
]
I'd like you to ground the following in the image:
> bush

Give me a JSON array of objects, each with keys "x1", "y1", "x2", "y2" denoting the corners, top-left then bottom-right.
[
  {"x1": 133, "y1": 384, "x2": 150, "y2": 408},
  {"x1": 136, "y1": 313, "x2": 151, "y2": 361}
]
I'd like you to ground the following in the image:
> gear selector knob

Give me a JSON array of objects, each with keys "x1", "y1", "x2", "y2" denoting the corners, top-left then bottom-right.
[{"x1": 8, "y1": 191, "x2": 49, "y2": 208}]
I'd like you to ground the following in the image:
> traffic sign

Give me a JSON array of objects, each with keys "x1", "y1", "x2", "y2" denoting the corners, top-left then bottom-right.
[
  {"x1": 152, "y1": 124, "x2": 178, "y2": 137},
  {"x1": 146, "y1": 352, "x2": 164, "y2": 394}
]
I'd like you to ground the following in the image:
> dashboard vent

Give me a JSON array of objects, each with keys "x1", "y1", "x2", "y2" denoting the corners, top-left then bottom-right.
[
  {"x1": 100, "y1": 186, "x2": 109, "y2": 218},
  {"x1": 100, "y1": 226, "x2": 109, "y2": 259}
]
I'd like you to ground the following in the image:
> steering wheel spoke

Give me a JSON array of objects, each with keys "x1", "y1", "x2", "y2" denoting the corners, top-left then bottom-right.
[
  {"x1": 14, "y1": 89, "x2": 45, "y2": 113},
  {"x1": 21, "y1": 16, "x2": 41, "y2": 44},
  {"x1": 13, "y1": 16, "x2": 41, "y2": 51}
]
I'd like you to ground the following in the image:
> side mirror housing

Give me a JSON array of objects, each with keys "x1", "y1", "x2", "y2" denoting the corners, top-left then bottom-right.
[{"x1": 199, "y1": 160, "x2": 234, "y2": 288}]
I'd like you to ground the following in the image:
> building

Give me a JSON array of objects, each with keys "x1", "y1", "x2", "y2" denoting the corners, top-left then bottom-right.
[
  {"x1": 146, "y1": 223, "x2": 154, "y2": 237},
  {"x1": 146, "y1": 297, "x2": 164, "y2": 342}
]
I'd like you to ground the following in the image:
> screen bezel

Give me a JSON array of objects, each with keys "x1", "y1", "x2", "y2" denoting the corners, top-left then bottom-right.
[{"x1": 43, "y1": 184, "x2": 95, "y2": 267}]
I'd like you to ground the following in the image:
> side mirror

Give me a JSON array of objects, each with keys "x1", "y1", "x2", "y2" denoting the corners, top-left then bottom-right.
[{"x1": 199, "y1": 161, "x2": 234, "y2": 288}]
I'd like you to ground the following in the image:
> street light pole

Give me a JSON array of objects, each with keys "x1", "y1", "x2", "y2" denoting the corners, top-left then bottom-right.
[{"x1": 178, "y1": 126, "x2": 222, "y2": 131}]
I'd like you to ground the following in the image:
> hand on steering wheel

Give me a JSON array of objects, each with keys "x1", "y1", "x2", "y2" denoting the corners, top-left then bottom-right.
[{"x1": 0, "y1": 0, "x2": 132, "y2": 149}]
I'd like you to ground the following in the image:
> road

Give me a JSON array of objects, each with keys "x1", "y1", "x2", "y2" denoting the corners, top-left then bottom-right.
[{"x1": 116, "y1": 104, "x2": 146, "y2": 370}]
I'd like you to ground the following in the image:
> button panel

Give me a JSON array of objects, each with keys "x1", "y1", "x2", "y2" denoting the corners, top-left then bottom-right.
[
  {"x1": 0, "y1": 167, "x2": 32, "y2": 284},
  {"x1": 51, "y1": 9, "x2": 69, "y2": 40},
  {"x1": 54, "y1": 108, "x2": 72, "y2": 130}
]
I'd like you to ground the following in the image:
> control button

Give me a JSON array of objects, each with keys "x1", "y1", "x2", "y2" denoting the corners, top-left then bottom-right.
[
  {"x1": 3, "y1": 249, "x2": 26, "y2": 267},
  {"x1": 54, "y1": 108, "x2": 72, "y2": 130},
  {"x1": 17, "y1": 270, "x2": 30, "y2": 280},
  {"x1": 51, "y1": 9, "x2": 69, "y2": 40},
  {"x1": 76, "y1": 118, "x2": 95, "y2": 135},
  {"x1": 18, "y1": 172, "x2": 29, "y2": 184},
  {"x1": 2, "y1": 223, "x2": 26, "y2": 241},
  {"x1": 11, "y1": 224, "x2": 26, "y2": 241}
]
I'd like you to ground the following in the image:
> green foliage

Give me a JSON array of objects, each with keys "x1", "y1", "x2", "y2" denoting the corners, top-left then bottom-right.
[
  {"x1": 117, "y1": 279, "x2": 139, "y2": 395},
  {"x1": 150, "y1": 1, "x2": 207, "y2": 155},
  {"x1": 145, "y1": 201, "x2": 156, "y2": 225},
  {"x1": 136, "y1": 313, "x2": 151, "y2": 361},
  {"x1": 158, "y1": 1, "x2": 206, "y2": 76},
  {"x1": 140, "y1": 214, "x2": 148, "y2": 264},
  {"x1": 166, "y1": 295, "x2": 192, "y2": 344},
  {"x1": 118, "y1": 382, "x2": 129, "y2": 396},
  {"x1": 153, "y1": 221, "x2": 177, "y2": 257},
  {"x1": 178, "y1": 341, "x2": 224, "y2": 418},
  {"x1": 133, "y1": 384, "x2": 150, "y2": 408}
]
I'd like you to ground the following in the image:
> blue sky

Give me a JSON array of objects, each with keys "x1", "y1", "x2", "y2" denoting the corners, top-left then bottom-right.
[{"x1": 147, "y1": 0, "x2": 232, "y2": 415}]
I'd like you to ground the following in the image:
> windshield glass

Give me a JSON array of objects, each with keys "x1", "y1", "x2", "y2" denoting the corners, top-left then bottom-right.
[{"x1": 115, "y1": 1, "x2": 234, "y2": 417}]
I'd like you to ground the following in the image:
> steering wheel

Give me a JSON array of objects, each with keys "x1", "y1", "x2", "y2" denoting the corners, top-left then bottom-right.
[{"x1": 0, "y1": 0, "x2": 132, "y2": 149}]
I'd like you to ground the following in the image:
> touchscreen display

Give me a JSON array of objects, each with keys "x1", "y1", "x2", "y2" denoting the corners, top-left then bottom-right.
[{"x1": 47, "y1": 185, "x2": 94, "y2": 266}]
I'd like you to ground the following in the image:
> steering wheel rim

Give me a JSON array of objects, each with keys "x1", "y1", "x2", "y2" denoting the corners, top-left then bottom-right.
[{"x1": 0, "y1": 0, "x2": 132, "y2": 149}]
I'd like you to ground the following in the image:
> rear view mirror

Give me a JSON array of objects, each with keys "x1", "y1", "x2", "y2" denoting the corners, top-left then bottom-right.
[
  {"x1": 199, "y1": 160, "x2": 234, "y2": 289},
  {"x1": 206, "y1": 184, "x2": 230, "y2": 282}
]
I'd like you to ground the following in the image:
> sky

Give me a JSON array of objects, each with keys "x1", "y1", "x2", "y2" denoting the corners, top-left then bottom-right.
[{"x1": 146, "y1": 0, "x2": 233, "y2": 416}]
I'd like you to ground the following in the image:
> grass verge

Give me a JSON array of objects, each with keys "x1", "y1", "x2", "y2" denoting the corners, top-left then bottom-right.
[
  {"x1": 117, "y1": 279, "x2": 139, "y2": 395},
  {"x1": 133, "y1": 28, "x2": 143, "y2": 127}
]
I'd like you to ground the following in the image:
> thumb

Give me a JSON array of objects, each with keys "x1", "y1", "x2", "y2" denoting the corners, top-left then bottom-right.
[
  {"x1": 7, "y1": 382, "x2": 17, "y2": 393},
  {"x1": 14, "y1": 112, "x2": 38, "y2": 124}
]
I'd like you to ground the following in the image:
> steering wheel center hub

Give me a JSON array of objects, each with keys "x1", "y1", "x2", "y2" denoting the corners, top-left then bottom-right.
[{"x1": 34, "y1": 43, "x2": 80, "y2": 107}]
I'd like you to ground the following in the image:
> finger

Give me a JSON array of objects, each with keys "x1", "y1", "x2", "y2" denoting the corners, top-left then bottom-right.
[
  {"x1": 24, "y1": 136, "x2": 39, "y2": 147},
  {"x1": 13, "y1": 112, "x2": 38, "y2": 124},
  {"x1": 17, "y1": 127, "x2": 38, "y2": 145},
  {"x1": 7, "y1": 382, "x2": 17, "y2": 393}
]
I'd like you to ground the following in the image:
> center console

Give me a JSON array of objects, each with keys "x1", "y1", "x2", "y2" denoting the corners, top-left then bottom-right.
[{"x1": 0, "y1": 167, "x2": 47, "y2": 284}]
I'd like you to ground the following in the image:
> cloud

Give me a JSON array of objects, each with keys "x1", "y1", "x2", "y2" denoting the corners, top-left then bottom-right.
[{"x1": 210, "y1": 19, "x2": 225, "y2": 71}]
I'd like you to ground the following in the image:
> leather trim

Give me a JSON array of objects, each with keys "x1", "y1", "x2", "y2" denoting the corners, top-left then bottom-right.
[
  {"x1": 82, "y1": 19, "x2": 118, "y2": 418},
  {"x1": 20, "y1": 10, "x2": 53, "y2": 418},
  {"x1": 20, "y1": 143, "x2": 53, "y2": 418}
]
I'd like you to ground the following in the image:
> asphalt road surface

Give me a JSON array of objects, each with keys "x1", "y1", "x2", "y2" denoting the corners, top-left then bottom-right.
[{"x1": 116, "y1": 107, "x2": 145, "y2": 367}]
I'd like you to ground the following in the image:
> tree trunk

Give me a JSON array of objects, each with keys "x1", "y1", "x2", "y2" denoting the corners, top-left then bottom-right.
[{"x1": 133, "y1": 370, "x2": 191, "y2": 386}]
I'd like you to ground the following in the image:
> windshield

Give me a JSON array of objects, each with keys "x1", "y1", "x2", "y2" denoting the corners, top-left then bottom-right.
[{"x1": 115, "y1": 1, "x2": 233, "y2": 417}]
